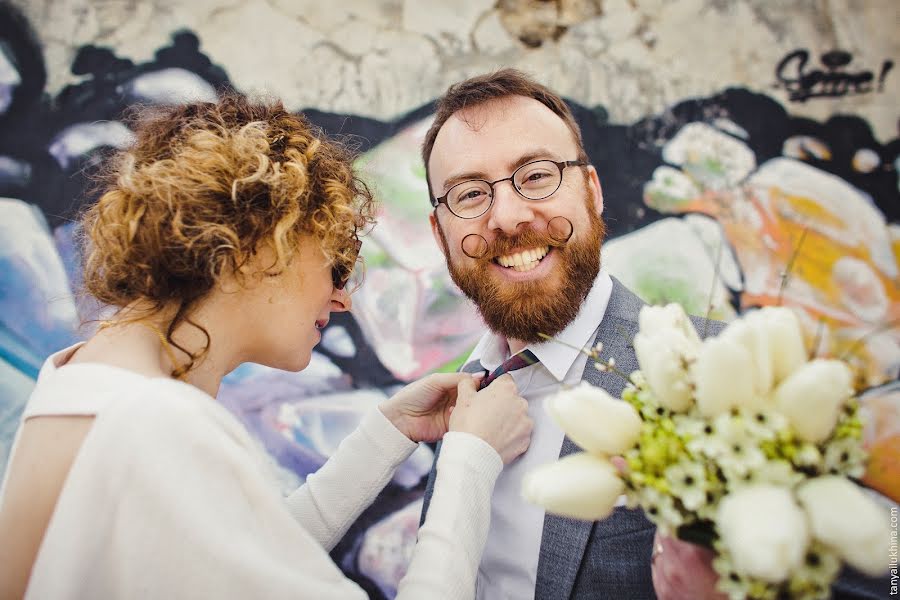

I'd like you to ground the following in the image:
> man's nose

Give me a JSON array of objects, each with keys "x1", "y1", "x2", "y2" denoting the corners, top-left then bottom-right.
[{"x1": 486, "y1": 181, "x2": 536, "y2": 235}]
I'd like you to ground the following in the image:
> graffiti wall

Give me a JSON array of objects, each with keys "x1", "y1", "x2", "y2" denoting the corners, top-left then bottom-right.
[{"x1": 1, "y1": 0, "x2": 897, "y2": 597}]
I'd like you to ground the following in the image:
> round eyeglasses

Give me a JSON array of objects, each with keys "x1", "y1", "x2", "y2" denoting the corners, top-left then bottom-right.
[{"x1": 431, "y1": 159, "x2": 587, "y2": 219}]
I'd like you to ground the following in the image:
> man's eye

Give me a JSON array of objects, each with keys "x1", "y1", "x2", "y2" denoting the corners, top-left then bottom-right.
[
  {"x1": 523, "y1": 171, "x2": 552, "y2": 183},
  {"x1": 457, "y1": 189, "x2": 487, "y2": 202}
]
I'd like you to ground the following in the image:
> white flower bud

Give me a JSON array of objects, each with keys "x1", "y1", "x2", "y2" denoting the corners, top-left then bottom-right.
[
  {"x1": 796, "y1": 476, "x2": 891, "y2": 577},
  {"x1": 772, "y1": 359, "x2": 852, "y2": 443},
  {"x1": 634, "y1": 328, "x2": 698, "y2": 412},
  {"x1": 721, "y1": 312, "x2": 774, "y2": 397},
  {"x1": 638, "y1": 303, "x2": 701, "y2": 346},
  {"x1": 522, "y1": 453, "x2": 624, "y2": 521},
  {"x1": 757, "y1": 306, "x2": 807, "y2": 384},
  {"x1": 717, "y1": 485, "x2": 809, "y2": 583},
  {"x1": 545, "y1": 382, "x2": 642, "y2": 455},
  {"x1": 691, "y1": 336, "x2": 756, "y2": 417}
]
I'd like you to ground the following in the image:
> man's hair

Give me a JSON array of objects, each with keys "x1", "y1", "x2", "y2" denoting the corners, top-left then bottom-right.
[{"x1": 421, "y1": 68, "x2": 589, "y2": 199}]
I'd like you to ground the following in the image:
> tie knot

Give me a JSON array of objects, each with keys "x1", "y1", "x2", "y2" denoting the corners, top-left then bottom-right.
[{"x1": 478, "y1": 349, "x2": 539, "y2": 390}]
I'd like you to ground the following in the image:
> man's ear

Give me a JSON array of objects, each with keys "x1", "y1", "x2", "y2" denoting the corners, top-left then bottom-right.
[
  {"x1": 586, "y1": 165, "x2": 604, "y2": 217},
  {"x1": 430, "y1": 212, "x2": 448, "y2": 258}
]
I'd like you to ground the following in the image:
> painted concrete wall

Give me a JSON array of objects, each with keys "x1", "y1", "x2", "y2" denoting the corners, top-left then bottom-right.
[{"x1": 1, "y1": 1, "x2": 897, "y2": 598}]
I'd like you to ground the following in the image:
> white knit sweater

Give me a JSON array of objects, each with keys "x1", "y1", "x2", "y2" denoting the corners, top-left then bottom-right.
[{"x1": 1, "y1": 348, "x2": 502, "y2": 599}]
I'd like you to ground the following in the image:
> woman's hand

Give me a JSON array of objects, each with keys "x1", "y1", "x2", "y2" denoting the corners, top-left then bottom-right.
[
  {"x1": 651, "y1": 532, "x2": 727, "y2": 600},
  {"x1": 449, "y1": 374, "x2": 533, "y2": 465},
  {"x1": 379, "y1": 372, "x2": 481, "y2": 443}
]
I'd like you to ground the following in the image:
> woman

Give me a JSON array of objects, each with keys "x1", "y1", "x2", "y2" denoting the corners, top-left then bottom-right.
[{"x1": 0, "y1": 96, "x2": 533, "y2": 598}]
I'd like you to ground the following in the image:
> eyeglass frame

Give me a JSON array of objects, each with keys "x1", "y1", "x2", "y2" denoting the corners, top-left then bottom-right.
[
  {"x1": 332, "y1": 237, "x2": 362, "y2": 290},
  {"x1": 430, "y1": 159, "x2": 588, "y2": 219}
]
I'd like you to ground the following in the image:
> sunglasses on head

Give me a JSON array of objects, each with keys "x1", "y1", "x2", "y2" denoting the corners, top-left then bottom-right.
[{"x1": 332, "y1": 237, "x2": 362, "y2": 290}]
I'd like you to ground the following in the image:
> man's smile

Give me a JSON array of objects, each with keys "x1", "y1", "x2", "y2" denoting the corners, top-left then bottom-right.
[{"x1": 493, "y1": 245, "x2": 550, "y2": 272}]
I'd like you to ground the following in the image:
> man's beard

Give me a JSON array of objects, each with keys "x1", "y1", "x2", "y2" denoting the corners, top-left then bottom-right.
[{"x1": 438, "y1": 189, "x2": 605, "y2": 344}]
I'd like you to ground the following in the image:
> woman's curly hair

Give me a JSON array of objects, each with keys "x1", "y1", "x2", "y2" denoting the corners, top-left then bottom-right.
[{"x1": 80, "y1": 94, "x2": 375, "y2": 376}]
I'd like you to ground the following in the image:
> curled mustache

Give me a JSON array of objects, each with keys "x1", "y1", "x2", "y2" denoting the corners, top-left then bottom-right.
[{"x1": 461, "y1": 216, "x2": 573, "y2": 260}]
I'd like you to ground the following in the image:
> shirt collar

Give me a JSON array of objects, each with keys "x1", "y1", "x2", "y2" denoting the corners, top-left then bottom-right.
[{"x1": 466, "y1": 270, "x2": 613, "y2": 382}]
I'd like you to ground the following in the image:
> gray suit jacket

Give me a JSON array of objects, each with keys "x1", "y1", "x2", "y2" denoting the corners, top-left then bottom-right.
[
  {"x1": 421, "y1": 277, "x2": 718, "y2": 599},
  {"x1": 419, "y1": 277, "x2": 886, "y2": 599}
]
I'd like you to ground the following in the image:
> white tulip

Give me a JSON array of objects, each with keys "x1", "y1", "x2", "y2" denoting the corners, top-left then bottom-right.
[
  {"x1": 691, "y1": 336, "x2": 756, "y2": 416},
  {"x1": 796, "y1": 476, "x2": 891, "y2": 577},
  {"x1": 633, "y1": 328, "x2": 698, "y2": 412},
  {"x1": 721, "y1": 312, "x2": 774, "y2": 397},
  {"x1": 638, "y1": 303, "x2": 701, "y2": 346},
  {"x1": 717, "y1": 485, "x2": 809, "y2": 583},
  {"x1": 545, "y1": 382, "x2": 642, "y2": 455},
  {"x1": 772, "y1": 359, "x2": 852, "y2": 443},
  {"x1": 522, "y1": 453, "x2": 624, "y2": 521},
  {"x1": 756, "y1": 306, "x2": 808, "y2": 384}
]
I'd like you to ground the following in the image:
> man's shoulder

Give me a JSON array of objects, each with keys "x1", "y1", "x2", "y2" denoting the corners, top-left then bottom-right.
[
  {"x1": 604, "y1": 277, "x2": 725, "y2": 338},
  {"x1": 688, "y1": 313, "x2": 726, "y2": 339}
]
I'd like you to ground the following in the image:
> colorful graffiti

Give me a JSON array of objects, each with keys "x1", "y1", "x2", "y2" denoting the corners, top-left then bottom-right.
[{"x1": 1, "y1": 3, "x2": 897, "y2": 597}]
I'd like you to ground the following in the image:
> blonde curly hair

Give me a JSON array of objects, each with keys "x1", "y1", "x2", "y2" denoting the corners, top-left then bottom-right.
[{"x1": 80, "y1": 94, "x2": 375, "y2": 376}]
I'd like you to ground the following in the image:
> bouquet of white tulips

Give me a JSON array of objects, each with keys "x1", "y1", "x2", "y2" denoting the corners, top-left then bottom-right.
[{"x1": 523, "y1": 303, "x2": 892, "y2": 600}]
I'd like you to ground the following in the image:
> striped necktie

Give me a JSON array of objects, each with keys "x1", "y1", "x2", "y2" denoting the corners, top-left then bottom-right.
[{"x1": 478, "y1": 349, "x2": 539, "y2": 390}]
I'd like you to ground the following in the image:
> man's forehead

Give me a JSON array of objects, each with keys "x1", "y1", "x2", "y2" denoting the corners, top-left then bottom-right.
[
  {"x1": 428, "y1": 95, "x2": 576, "y2": 182},
  {"x1": 439, "y1": 95, "x2": 570, "y2": 141}
]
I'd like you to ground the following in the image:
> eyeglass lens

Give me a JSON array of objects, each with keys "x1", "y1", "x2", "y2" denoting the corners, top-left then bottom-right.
[{"x1": 447, "y1": 160, "x2": 562, "y2": 218}]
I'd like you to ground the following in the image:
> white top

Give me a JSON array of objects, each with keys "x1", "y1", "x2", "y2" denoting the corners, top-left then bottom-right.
[
  {"x1": 0, "y1": 345, "x2": 503, "y2": 599},
  {"x1": 470, "y1": 271, "x2": 613, "y2": 600}
]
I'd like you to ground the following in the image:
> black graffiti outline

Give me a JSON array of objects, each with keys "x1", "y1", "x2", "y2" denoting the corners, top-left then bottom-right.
[{"x1": 775, "y1": 49, "x2": 894, "y2": 102}]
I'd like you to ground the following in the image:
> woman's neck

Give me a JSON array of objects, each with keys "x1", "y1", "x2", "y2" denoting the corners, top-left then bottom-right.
[{"x1": 82, "y1": 301, "x2": 244, "y2": 398}]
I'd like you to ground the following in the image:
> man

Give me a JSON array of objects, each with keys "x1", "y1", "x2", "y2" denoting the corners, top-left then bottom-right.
[
  {"x1": 418, "y1": 68, "x2": 674, "y2": 600},
  {"x1": 418, "y1": 69, "x2": 887, "y2": 600}
]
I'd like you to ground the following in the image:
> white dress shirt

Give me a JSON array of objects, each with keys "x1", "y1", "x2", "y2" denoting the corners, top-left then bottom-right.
[{"x1": 470, "y1": 270, "x2": 613, "y2": 600}]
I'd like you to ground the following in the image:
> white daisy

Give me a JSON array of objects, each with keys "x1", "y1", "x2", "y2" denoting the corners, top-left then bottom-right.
[
  {"x1": 822, "y1": 436, "x2": 867, "y2": 478},
  {"x1": 664, "y1": 461, "x2": 710, "y2": 511}
]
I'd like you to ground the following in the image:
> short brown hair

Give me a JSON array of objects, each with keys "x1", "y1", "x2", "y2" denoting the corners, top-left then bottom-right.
[
  {"x1": 421, "y1": 68, "x2": 588, "y2": 199},
  {"x1": 81, "y1": 94, "x2": 374, "y2": 375}
]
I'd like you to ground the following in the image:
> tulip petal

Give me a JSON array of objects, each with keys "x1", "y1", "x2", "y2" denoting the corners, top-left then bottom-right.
[
  {"x1": 522, "y1": 453, "x2": 624, "y2": 521},
  {"x1": 638, "y1": 303, "x2": 701, "y2": 346},
  {"x1": 773, "y1": 359, "x2": 852, "y2": 443},
  {"x1": 758, "y1": 307, "x2": 807, "y2": 384},
  {"x1": 634, "y1": 329, "x2": 696, "y2": 412},
  {"x1": 717, "y1": 485, "x2": 809, "y2": 583},
  {"x1": 692, "y1": 336, "x2": 755, "y2": 417},
  {"x1": 723, "y1": 312, "x2": 774, "y2": 398},
  {"x1": 545, "y1": 382, "x2": 642, "y2": 455},
  {"x1": 796, "y1": 476, "x2": 891, "y2": 577}
]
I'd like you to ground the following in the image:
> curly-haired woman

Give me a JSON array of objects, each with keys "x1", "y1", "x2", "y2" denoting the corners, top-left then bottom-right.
[{"x1": 0, "y1": 96, "x2": 532, "y2": 599}]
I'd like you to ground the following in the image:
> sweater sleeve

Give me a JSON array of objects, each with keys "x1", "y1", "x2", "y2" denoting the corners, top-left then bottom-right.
[
  {"x1": 284, "y1": 406, "x2": 419, "y2": 550},
  {"x1": 284, "y1": 407, "x2": 503, "y2": 599},
  {"x1": 396, "y1": 431, "x2": 502, "y2": 599}
]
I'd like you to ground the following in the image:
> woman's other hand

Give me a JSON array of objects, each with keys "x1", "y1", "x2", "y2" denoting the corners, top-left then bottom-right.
[
  {"x1": 651, "y1": 532, "x2": 727, "y2": 600},
  {"x1": 379, "y1": 372, "x2": 480, "y2": 443},
  {"x1": 449, "y1": 374, "x2": 533, "y2": 465}
]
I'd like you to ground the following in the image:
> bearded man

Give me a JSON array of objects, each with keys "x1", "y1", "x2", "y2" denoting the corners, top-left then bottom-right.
[
  {"x1": 417, "y1": 68, "x2": 672, "y2": 600},
  {"x1": 417, "y1": 69, "x2": 888, "y2": 600}
]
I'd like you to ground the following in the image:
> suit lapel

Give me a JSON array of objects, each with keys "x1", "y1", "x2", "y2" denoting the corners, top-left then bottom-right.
[{"x1": 534, "y1": 278, "x2": 643, "y2": 600}]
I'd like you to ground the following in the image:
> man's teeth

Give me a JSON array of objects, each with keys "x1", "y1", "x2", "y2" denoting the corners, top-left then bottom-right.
[{"x1": 496, "y1": 246, "x2": 550, "y2": 272}]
